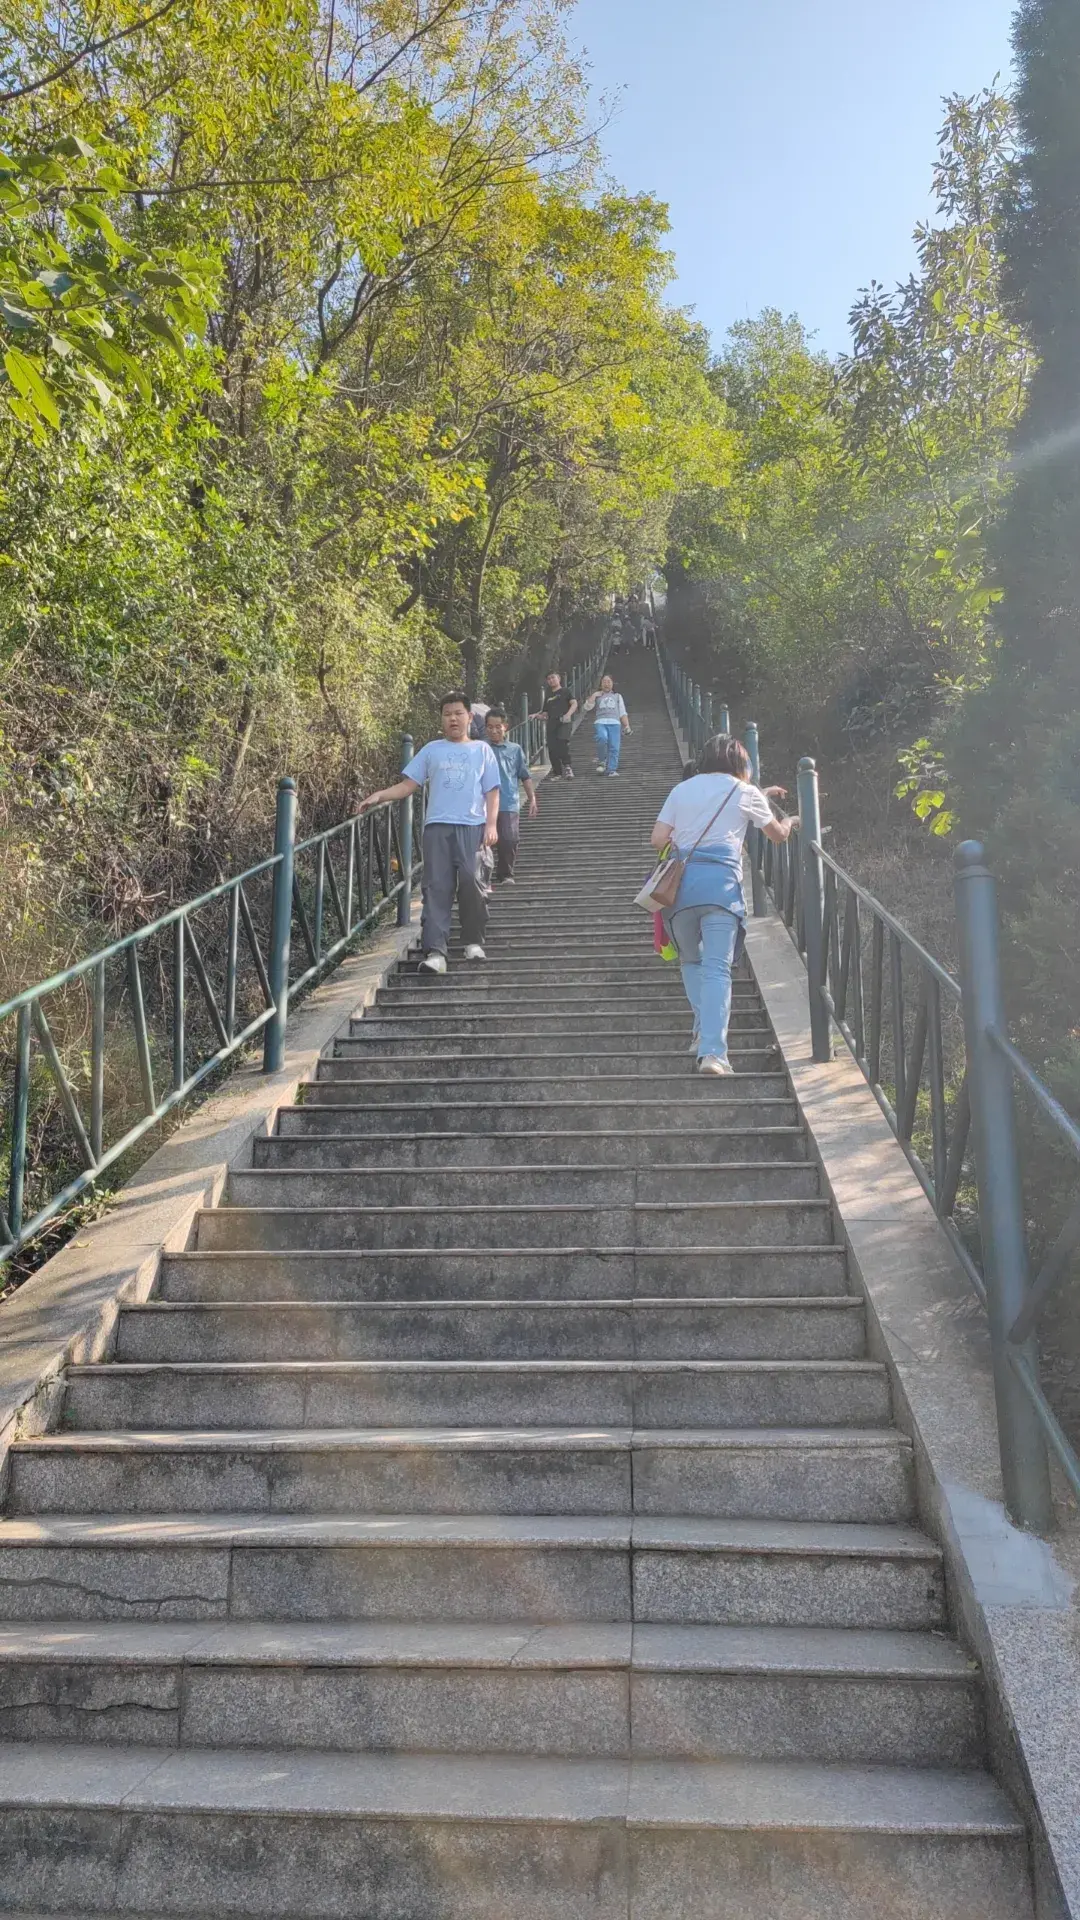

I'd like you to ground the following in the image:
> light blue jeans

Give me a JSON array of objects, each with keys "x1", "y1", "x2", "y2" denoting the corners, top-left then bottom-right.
[
  {"x1": 669, "y1": 905, "x2": 740, "y2": 1062},
  {"x1": 593, "y1": 721, "x2": 622, "y2": 773}
]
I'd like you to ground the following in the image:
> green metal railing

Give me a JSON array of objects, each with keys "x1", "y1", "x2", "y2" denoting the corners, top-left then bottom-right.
[
  {"x1": 0, "y1": 769, "x2": 421, "y2": 1269},
  {"x1": 796, "y1": 802, "x2": 1071, "y2": 1532},
  {"x1": 0, "y1": 642, "x2": 606, "y2": 1273},
  {"x1": 658, "y1": 632, "x2": 1073, "y2": 1532}
]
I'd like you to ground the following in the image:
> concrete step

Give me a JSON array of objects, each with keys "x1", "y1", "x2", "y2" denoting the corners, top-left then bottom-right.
[
  {"x1": 159, "y1": 1245, "x2": 850, "y2": 1303},
  {"x1": 226, "y1": 1164, "x2": 821, "y2": 1211},
  {"x1": 0, "y1": 1514, "x2": 944, "y2": 1628},
  {"x1": 313, "y1": 1048, "x2": 782, "y2": 1084},
  {"x1": 344, "y1": 1012, "x2": 767, "y2": 1039},
  {"x1": 192, "y1": 1199, "x2": 835, "y2": 1251},
  {"x1": 277, "y1": 1096, "x2": 801, "y2": 1134},
  {"x1": 334, "y1": 1033, "x2": 776, "y2": 1063},
  {"x1": 0, "y1": 1620, "x2": 980, "y2": 1768},
  {"x1": 391, "y1": 937, "x2": 683, "y2": 959},
  {"x1": 405, "y1": 949, "x2": 686, "y2": 970},
  {"x1": 112, "y1": 1296, "x2": 863, "y2": 1364},
  {"x1": 372, "y1": 985, "x2": 709, "y2": 1009},
  {"x1": 60, "y1": 1358, "x2": 890, "y2": 1431},
  {"x1": 9, "y1": 1427, "x2": 911, "y2": 1524},
  {"x1": 382, "y1": 961, "x2": 758, "y2": 983},
  {"x1": 298, "y1": 1071, "x2": 792, "y2": 1104},
  {"x1": 254, "y1": 1128, "x2": 810, "y2": 1170},
  {"x1": 0, "y1": 1743, "x2": 1031, "y2": 1919},
  {"x1": 390, "y1": 967, "x2": 740, "y2": 992}
]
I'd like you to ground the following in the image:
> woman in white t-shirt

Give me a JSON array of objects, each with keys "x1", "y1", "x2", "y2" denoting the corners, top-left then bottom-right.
[
  {"x1": 651, "y1": 735, "x2": 798, "y2": 1076},
  {"x1": 583, "y1": 676, "x2": 631, "y2": 777}
]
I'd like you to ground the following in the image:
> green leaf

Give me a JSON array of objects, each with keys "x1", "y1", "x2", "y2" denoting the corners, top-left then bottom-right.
[
  {"x1": 913, "y1": 790, "x2": 946, "y2": 819},
  {"x1": 78, "y1": 365, "x2": 116, "y2": 406},
  {"x1": 54, "y1": 135, "x2": 100, "y2": 162},
  {"x1": 35, "y1": 268, "x2": 76, "y2": 297},
  {"x1": 3, "y1": 346, "x2": 60, "y2": 428},
  {"x1": 142, "y1": 268, "x2": 193, "y2": 291},
  {"x1": 0, "y1": 297, "x2": 40, "y2": 332},
  {"x1": 67, "y1": 202, "x2": 133, "y2": 255},
  {"x1": 138, "y1": 310, "x2": 184, "y2": 351}
]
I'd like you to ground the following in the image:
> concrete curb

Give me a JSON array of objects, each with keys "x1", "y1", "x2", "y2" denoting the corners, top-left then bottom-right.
[
  {"x1": 0, "y1": 904, "x2": 420, "y2": 1487},
  {"x1": 746, "y1": 907, "x2": 1079, "y2": 1920}
]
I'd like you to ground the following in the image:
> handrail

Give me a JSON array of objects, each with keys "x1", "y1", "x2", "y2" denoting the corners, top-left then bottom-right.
[
  {"x1": 0, "y1": 855, "x2": 281, "y2": 1022},
  {"x1": 813, "y1": 843, "x2": 962, "y2": 1000},
  {"x1": 0, "y1": 638, "x2": 607, "y2": 1272},
  {"x1": 657, "y1": 628, "x2": 1073, "y2": 1532},
  {"x1": 769, "y1": 770, "x2": 1071, "y2": 1529},
  {"x1": 0, "y1": 790, "x2": 417, "y2": 1268}
]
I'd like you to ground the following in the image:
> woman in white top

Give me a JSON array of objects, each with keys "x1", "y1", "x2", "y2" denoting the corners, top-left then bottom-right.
[
  {"x1": 583, "y1": 675, "x2": 631, "y2": 776},
  {"x1": 651, "y1": 735, "x2": 798, "y2": 1075}
]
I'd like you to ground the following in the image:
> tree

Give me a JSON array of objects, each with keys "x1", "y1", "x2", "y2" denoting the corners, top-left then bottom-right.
[
  {"x1": 949, "y1": 0, "x2": 1080, "y2": 1088},
  {"x1": 0, "y1": 0, "x2": 726, "y2": 993},
  {"x1": 668, "y1": 94, "x2": 1031, "y2": 779}
]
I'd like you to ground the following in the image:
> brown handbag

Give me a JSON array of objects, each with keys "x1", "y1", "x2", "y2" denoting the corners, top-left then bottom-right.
[{"x1": 634, "y1": 781, "x2": 742, "y2": 913}]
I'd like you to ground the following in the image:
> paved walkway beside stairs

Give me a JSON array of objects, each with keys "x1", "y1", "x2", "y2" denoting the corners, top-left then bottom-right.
[{"x1": 0, "y1": 652, "x2": 1033, "y2": 1917}]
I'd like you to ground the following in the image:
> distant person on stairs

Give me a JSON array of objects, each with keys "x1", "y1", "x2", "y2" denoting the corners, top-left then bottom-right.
[
  {"x1": 583, "y1": 675, "x2": 631, "y2": 776},
  {"x1": 359, "y1": 691, "x2": 500, "y2": 976},
  {"x1": 484, "y1": 707, "x2": 538, "y2": 884},
  {"x1": 532, "y1": 671, "x2": 577, "y2": 779},
  {"x1": 651, "y1": 735, "x2": 797, "y2": 1075}
]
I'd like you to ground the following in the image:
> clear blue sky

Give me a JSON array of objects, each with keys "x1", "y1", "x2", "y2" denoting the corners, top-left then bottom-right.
[{"x1": 571, "y1": 0, "x2": 1017, "y2": 356}]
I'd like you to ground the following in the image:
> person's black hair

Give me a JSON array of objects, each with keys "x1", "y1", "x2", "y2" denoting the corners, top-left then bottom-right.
[
  {"x1": 698, "y1": 732, "x2": 752, "y2": 779},
  {"x1": 440, "y1": 690, "x2": 471, "y2": 712},
  {"x1": 485, "y1": 705, "x2": 507, "y2": 721}
]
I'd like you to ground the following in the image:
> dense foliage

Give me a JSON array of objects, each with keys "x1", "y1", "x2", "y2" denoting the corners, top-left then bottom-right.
[
  {"x1": 668, "y1": 91, "x2": 1032, "y2": 797},
  {"x1": 950, "y1": 0, "x2": 1080, "y2": 1107},
  {"x1": 0, "y1": 0, "x2": 728, "y2": 990}
]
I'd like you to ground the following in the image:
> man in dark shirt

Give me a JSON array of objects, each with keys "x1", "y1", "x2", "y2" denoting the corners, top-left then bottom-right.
[{"x1": 532, "y1": 671, "x2": 578, "y2": 779}]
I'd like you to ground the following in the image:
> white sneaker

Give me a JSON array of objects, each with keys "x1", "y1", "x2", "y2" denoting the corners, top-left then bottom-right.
[
  {"x1": 699, "y1": 1055, "x2": 733, "y2": 1076},
  {"x1": 419, "y1": 952, "x2": 447, "y2": 976},
  {"x1": 564, "y1": 769, "x2": 575, "y2": 780},
  {"x1": 463, "y1": 944, "x2": 487, "y2": 962},
  {"x1": 595, "y1": 764, "x2": 606, "y2": 775}
]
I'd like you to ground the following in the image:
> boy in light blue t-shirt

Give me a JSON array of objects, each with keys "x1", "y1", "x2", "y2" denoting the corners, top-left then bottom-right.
[
  {"x1": 360, "y1": 692, "x2": 500, "y2": 975},
  {"x1": 484, "y1": 707, "x2": 538, "y2": 883}
]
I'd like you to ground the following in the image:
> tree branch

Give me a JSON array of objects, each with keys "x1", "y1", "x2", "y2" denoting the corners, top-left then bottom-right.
[{"x1": 0, "y1": 0, "x2": 182, "y2": 105}]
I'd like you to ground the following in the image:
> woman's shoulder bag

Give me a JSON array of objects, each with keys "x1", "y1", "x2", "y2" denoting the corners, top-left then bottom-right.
[{"x1": 634, "y1": 780, "x2": 741, "y2": 914}]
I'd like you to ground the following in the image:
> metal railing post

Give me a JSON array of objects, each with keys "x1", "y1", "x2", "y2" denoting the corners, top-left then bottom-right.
[
  {"x1": 263, "y1": 776, "x2": 297, "y2": 1074},
  {"x1": 745, "y1": 721, "x2": 767, "y2": 917},
  {"x1": 954, "y1": 841, "x2": 1053, "y2": 1531},
  {"x1": 797, "y1": 757, "x2": 830, "y2": 1063},
  {"x1": 521, "y1": 693, "x2": 531, "y2": 760},
  {"x1": 702, "y1": 691, "x2": 713, "y2": 741},
  {"x1": 719, "y1": 702, "x2": 731, "y2": 735},
  {"x1": 397, "y1": 734, "x2": 415, "y2": 928}
]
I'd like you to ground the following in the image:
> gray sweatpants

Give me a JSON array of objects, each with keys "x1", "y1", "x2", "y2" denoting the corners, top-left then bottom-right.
[{"x1": 420, "y1": 822, "x2": 488, "y2": 954}]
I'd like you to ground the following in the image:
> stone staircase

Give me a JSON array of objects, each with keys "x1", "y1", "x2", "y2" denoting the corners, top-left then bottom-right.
[{"x1": 0, "y1": 652, "x2": 1033, "y2": 1917}]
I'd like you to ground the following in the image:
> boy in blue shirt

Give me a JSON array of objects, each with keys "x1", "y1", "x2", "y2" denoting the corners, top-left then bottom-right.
[
  {"x1": 484, "y1": 708, "x2": 538, "y2": 884},
  {"x1": 360, "y1": 691, "x2": 500, "y2": 975}
]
